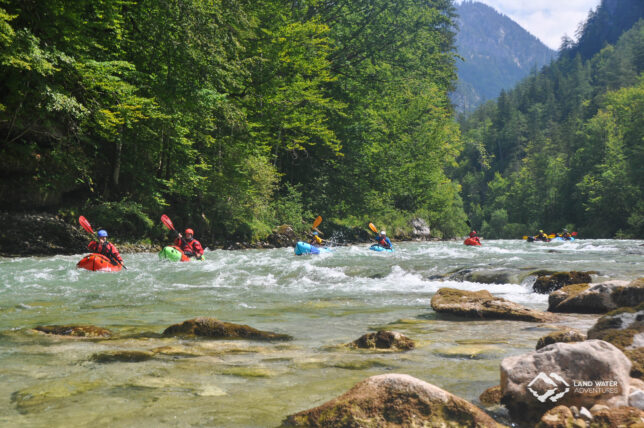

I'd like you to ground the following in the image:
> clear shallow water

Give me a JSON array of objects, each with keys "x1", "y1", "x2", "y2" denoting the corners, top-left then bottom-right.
[{"x1": 0, "y1": 239, "x2": 642, "y2": 427}]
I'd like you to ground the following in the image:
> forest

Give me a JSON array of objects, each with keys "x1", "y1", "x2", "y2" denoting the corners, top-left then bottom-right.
[
  {"x1": 0, "y1": 0, "x2": 466, "y2": 243},
  {"x1": 1, "y1": 0, "x2": 642, "y2": 244},
  {"x1": 453, "y1": 0, "x2": 644, "y2": 239}
]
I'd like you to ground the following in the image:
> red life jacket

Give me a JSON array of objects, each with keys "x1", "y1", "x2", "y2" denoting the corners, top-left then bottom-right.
[
  {"x1": 88, "y1": 241, "x2": 123, "y2": 264},
  {"x1": 174, "y1": 237, "x2": 204, "y2": 258}
]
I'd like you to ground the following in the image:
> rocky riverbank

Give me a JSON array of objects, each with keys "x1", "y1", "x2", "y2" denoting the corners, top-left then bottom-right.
[{"x1": 0, "y1": 212, "x2": 438, "y2": 256}]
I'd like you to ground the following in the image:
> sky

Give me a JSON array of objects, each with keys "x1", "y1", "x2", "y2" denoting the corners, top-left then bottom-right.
[{"x1": 457, "y1": 0, "x2": 603, "y2": 50}]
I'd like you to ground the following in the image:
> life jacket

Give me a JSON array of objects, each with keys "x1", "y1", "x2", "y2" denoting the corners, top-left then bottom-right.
[
  {"x1": 535, "y1": 233, "x2": 549, "y2": 241},
  {"x1": 174, "y1": 237, "x2": 204, "y2": 258},
  {"x1": 377, "y1": 236, "x2": 391, "y2": 248},
  {"x1": 88, "y1": 241, "x2": 123, "y2": 264}
]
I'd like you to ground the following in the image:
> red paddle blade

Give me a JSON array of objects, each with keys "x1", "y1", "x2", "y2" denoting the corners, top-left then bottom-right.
[
  {"x1": 572, "y1": 232, "x2": 577, "y2": 236},
  {"x1": 161, "y1": 214, "x2": 175, "y2": 231},
  {"x1": 79, "y1": 216, "x2": 94, "y2": 235}
]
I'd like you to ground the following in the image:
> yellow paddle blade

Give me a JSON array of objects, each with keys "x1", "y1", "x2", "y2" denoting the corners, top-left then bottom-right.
[
  {"x1": 368, "y1": 222, "x2": 378, "y2": 234},
  {"x1": 312, "y1": 215, "x2": 322, "y2": 229},
  {"x1": 522, "y1": 236, "x2": 528, "y2": 240},
  {"x1": 548, "y1": 234, "x2": 556, "y2": 239}
]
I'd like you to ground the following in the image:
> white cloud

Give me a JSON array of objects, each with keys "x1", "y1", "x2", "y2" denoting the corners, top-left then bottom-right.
[{"x1": 457, "y1": 0, "x2": 602, "y2": 49}]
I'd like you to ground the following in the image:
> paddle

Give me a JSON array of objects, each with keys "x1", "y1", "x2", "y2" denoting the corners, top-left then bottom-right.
[
  {"x1": 312, "y1": 215, "x2": 322, "y2": 230},
  {"x1": 78, "y1": 216, "x2": 126, "y2": 269},
  {"x1": 368, "y1": 222, "x2": 378, "y2": 234}
]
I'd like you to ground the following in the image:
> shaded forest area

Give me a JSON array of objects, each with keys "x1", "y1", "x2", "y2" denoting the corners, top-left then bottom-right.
[{"x1": 0, "y1": 0, "x2": 466, "y2": 244}]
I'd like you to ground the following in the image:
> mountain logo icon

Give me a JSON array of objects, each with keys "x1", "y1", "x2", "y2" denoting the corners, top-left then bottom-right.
[{"x1": 527, "y1": 372, "x2": 570, "y2": 403}]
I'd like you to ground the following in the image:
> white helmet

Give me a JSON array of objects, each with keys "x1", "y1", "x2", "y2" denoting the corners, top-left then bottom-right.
[{"x1": 380, "y1": 231, "x2": 386, "y2": 235}]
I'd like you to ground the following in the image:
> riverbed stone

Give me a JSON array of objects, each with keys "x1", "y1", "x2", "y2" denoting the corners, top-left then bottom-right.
[
  {"x1": 410, "y1": 218, "x2": 431, "y2": 239},
  {"x1": 533, "y1": 271, "x2": 593, "y2": 294},
  {"x1": 479, "y1": 385, "x2": 502, "y2": 405},
  {"x1": 162, "y1": 317, "x2": 292, "y2": 341},
  {"x1": 431, "y1": 288, "x2": 554, "y2": 322},
  {"x1": 500, "y1": 340, "x2": 633, "y2": 423},
  {"x1": 587, "y1": 303, "x2": 644, "y2": 379},
  {"x1": 536, "y1": 328, "x2": 586, "y2": 350},
  {"x1": 535, "y1": 405, "x2": 576, "y2": 428},
  {"x1": 33, "y1": 325, "x2": 112, "y2": 338},
  {"x1": 350, "y1": 331, "x2": 415, "y2": 351},
  {"x1": 548, "y1": 279, "x2": 641, "y2": 313},
  {"x1": 591, "y1": 406, "x2": 644, "y2": 426},
  {"x1": 282, "y1": 373, "x2": 503, "y2": 427}
]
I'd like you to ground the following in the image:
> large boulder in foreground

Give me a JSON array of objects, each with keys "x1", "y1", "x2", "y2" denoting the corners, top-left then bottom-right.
[
  {"x1": 533, "y1": 271, "x2": 593, "y2": 294},
  {"x1": 282, "y1": 374, "x2": 503, "y2": 427},
  {"x1": 536, "y1": 405, "x2": 644, "y2": 427},
  {"x1": 163, "y1": 317, "x2": 292, "y2": 341},
  {"x1": 350, "y1": 331, "x2": 415, "y2": 351},
  {"x1": 535, "y1": 328, "x2": 586, "y2": 350},
  {"x1": 548, "y1": 278, "x2": 643, "y2": 313},
  {"x1": 431, "y1": 288, "x2": 554, "y2": 322},
  {"x1": 34, "y1": 325, "x2": 112, "y2": 338},
  {"x1": 587, "y1": 303, "x2": 644, "y2": 379},
  {"x1": 500, "y1": 340, "x2": 633, "y2": 423}
]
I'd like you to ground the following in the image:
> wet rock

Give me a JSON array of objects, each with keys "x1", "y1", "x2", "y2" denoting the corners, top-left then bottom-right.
[
  {"x1": 591, "y1": 406, "x2": 644, "y2": 426},
  {"x1": 410, "y1": 218, "x2": 430, "y2": 240},
  {"x1": 533, "y1": 271, "x2": 593, "y2": 294},
  {"x1": 91, "y1": 350, "x2": 155, "y2": 363},
  {"x1": 587, "y1": 303, "x2": 644, "y2": 379},
  {"x1": 479, "y1": 385, "x2": 502, "y2": 406},
  {"x1": 34, "y1": 325, "x2": 112, "y2": 338},
  {"x1": 443, "y1": 268, "x2": 518, "y2": 284},
  {"x1": 548, "y1": 279, "x2": 641, "y2": 313},
  {"x1": 431, "y1": 288, "x2": 554, "y2": 322},
  {"x1": 536, "y1": 328, "x2": 586, "y2": 350},
  {"x1": 535, "y1": 405, "x2": 576, "y2": 428},
  {"x1": 350, "y1": 331, "x2": 415, "y2": 351},
  {"x1": 162, "y1": 317, "x2": 292, "y2": 341},
  {"x1": 265, "y1": 225, "x2": 297, "y2": 248},
  {"x1": 282, "y1": 373, "x2": 503, "y2": 427},
  {"x1": 500, "y1": 340, "x2": 633, "y2": 423}
]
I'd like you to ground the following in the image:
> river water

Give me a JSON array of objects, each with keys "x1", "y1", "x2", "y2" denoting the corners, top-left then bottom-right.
[{"x1": 0, "y1": 239, "x2": 642, "y2": 427}]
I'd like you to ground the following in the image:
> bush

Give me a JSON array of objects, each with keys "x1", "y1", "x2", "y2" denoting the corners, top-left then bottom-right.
[{"x1": 82, "y1": 200, "x2": 156, "y2": 241}]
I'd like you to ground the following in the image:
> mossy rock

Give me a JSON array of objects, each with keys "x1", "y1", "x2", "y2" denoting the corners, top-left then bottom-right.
[
  {"x1": 91, "y1": 350, "x2": 155, "y2": 363},
  {"x1": 163, "y1": 317, "x2": 292, "y2": 341},
  {"x1": 591, "y1": 406, "x2": 644, "y2": 427},
  {"x1": 479, "y1": 385, "x2": 502, "y2": 406},
  {"x1": 548, "y1": 283, "x2": 590, "y2": 310},
  {"x1": 282, "y1": 374, "x2": 504, "y2": 427},
  {"x1": 431, "y1": 287, "x2": 554, "y2": 322},
  {"x1": 533, "y1": 271, "x2": 593, "y2": 294},
  {"x1": 535, "y1": 405, "x2": 575, "y2": 428},
  {"x1": 34, "y1": 325, "x2": 112, "y2": 338},
  {"x1": 536, "y1": 328, "x2": 586, "y2": 350},
  {"x1": 350, "y1": 331, "x2": 415, "y2": 351}
]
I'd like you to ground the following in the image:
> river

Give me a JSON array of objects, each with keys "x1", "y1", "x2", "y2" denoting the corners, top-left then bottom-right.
[{"x1": 1, "y1": 239, "x2": 642, "y2": 426}]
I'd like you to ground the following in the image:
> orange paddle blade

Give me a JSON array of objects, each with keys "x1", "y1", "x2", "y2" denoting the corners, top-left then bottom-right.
[
  {"x1": 312, "y1": 216, "x2": 322, "y2": 229},
  {"x1": 161, "y1": 214, "x2": 176, "y2": 231},
  {"x1": 368, "y1": 222, "x2": 378, "y2": 234},
  {"x1": 79, "y1": 216, "x2": 94, "y2": 235}
]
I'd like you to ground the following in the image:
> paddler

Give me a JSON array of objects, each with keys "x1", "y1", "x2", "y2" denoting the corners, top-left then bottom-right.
[
  {"x1": 309, "y1": 231, "x2": 324, "y2": 247},
  {"x1": 534, "y1": 230, "x2": 550, "y2": 242},
  {"x1": 174, "y1": 228, "x2": 204, "y2": 260},
  {"x1": 88, "y1": 230, "x2": 123, "y2": 265},
  {"x1": 375, "y1": 230, "x2": 392, "y2": 249},
  {"x1": 561, "y1": 228, "x2": 573, "y2": 240},
  {"x1": 468, "y1": 230, "x2": 481, "y2": 245}
]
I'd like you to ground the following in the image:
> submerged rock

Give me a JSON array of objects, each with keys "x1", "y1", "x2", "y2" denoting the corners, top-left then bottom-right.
[
  {"x1": 536, "y1": 328, "x2": 586, "y2": 350},
  {"x1": 587, "y1": 303, "x2": 644, "y2": 379},
  {"x1": 350, "y1": 331, "x2": 415, "y2": 351},
  {"x1": 431, "y1": 288, "x2": 554, "y2": 322},
  {"x1": 500, "y1": 340, "x2": 633, "y2": 423},
  {"x1": 91, "y1": 350, "x2": 155, "y2": 363},
  {"x1": 162, "y1": 317, "x2": 292, "y2": 341},
  {"x1": 33, "y1": 325, "x2": 112, "y2": 338},
  {"x1": 532, "y1": 271, "x2": 593, "y2": 294},
  {"x1": 282, "y1": 373, "x2": 503, "y2": 427},
  {"x1": 548, "y1": 279, "x2": 642, "y2": 313}
]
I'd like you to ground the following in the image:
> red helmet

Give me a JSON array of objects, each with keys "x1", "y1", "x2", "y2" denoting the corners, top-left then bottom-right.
[
  {"x1": 469, "y1": 231, "x2": 477, "y2": 237},
  {"x1": 185, "y1": 228, "x2": 194, "y2": 235}
]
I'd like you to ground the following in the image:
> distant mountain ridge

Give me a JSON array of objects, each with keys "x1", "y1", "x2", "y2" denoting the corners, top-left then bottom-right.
[{"x1": 452, "y1": 1, "x2": 556, "y2": 112}]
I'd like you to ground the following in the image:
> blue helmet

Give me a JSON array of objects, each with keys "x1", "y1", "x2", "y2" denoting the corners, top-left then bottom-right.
[
  {"x1": 97, "y1": 230, "x2": 108, "y2": 237},
  {"x1": 313, "y1": 232, "x2": 318, "y2": 235}
]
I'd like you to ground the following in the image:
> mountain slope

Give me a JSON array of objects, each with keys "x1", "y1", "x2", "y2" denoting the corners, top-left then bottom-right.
[{"x1": 452, "y1": 1, "x2": 556, "y2": 112}]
